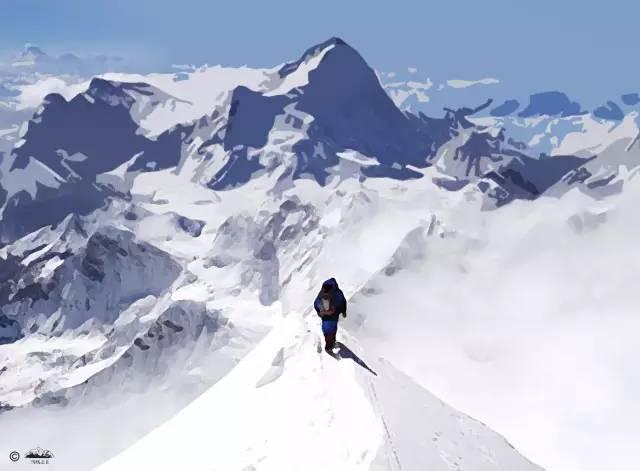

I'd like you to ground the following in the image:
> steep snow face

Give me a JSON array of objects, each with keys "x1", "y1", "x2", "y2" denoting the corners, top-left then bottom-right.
[
  {"x1": 265, "y1": 40, "x2": 337, "y2": 96},
  {"x1": 0, "y1": 77, "x2": 197, "y2": 243},
  {"x1": 179, "y1": 37, "x2": 441, "y2": 192},
  {"x1": 96, "y1": 314, "x2": 542, "y2": 471},
  {"x1": 0, "y1": 65, "x2": 273, "y2": 243},
  {"x1": 101, "y1": 66, "x2": 275, "y2": 134},
  {"x1": 424, "y1": 123, "x2": 590, "y2": 207},
  {"x1": 0, "y1": 224, "x2": 183, "y2": 405},
  {"x1": 471, "y1": 112, "x2": 640, "y2": 160},
  {"x1": 0, "y1": 198, "x2": 283, "y2": 469},
  {"x1": 11, "y1": 79, "x2": 193, "y2": 181},
  {"x1": 280, "y1": 38, "x2": 434, "y2": 170},
  {"x1": 553, "y1": 112, "x2": 640, "y2": 157},
  {"x1": 462, "y1": 109, "x2": 640, "y2": 200},
  {"x1": 1, "y1": 63, "x2": 273, "y2": 143},
  {"x1": 0, "y1": 154, "x2": 64, "y2": 199},
  {"x1": 79, "y1": 78, "x2": 199, "y2": 139},
  {"x1": 550, "y1": 128, "x2": 640, "y2": 198},
  {"x1": 393, "y1": 81, "x2": 640, "y2": 198}
]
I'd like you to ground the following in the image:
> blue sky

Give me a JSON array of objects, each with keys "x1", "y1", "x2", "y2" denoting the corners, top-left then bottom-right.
[{"x1": 1, "y1": 0, "x2": 638, "y2": 104}]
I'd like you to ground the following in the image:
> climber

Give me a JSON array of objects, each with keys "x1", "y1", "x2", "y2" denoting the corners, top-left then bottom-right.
[{"x1": 313, "y1": 277, "x2": 347, "y2": 352}]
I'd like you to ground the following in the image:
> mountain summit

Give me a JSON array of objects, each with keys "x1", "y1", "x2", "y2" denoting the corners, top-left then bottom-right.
[{"x1": 11, "y1": 43, "x2": 50, "y2": 67}]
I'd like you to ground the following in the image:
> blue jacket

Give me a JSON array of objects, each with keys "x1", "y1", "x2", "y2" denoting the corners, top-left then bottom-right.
[{"x1": 314, "y1": 278, "x2": 347, "y2": 322}]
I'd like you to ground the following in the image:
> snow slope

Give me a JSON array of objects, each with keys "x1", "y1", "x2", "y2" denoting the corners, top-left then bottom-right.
[
  {"x1": 97, "y1": 313, "x2": 542, "y2": 471},
  {"x1": 0, "y1": 166, "x2": 544, "y2": 471},
  {"x1": 7, "y1": 66, "x2": 274, "y2": 137}
]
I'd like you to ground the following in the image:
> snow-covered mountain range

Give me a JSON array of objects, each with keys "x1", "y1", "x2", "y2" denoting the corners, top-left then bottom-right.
[{"x1": 0, "y1": 37, "x2": 637, "y2": 471}]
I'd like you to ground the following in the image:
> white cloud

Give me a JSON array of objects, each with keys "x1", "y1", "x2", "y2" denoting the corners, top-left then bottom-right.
[
  {"x1": 446, "y1": 78, "x2": 500, "y2": 89},
  {"x1": 408, "y1": 67, "x2": 417, "y2": 74},
  {"x1": 385, "y1": 79, "x2": 432, "y2": 90},
  {"x1": 383, "y1": 78, "x2": 433, "y2": 107},
  {"x1": 414, "y1": 90, "x2": 430, "y2": 103},
  {"x1": 384, "y1": 81, "x2": 409, "y2": 88},
  {"x1": 387, "y1": 89, "x2": 413, "y2": 107},
  {"x1": 14, "y1": 76, "x2": 88, "y2": 110},
  {"x1": 348, "y1": 186, "x2": 640, "y2": 471},
  {"x1": 406, "y1": 79, "x2": 433, "y2": 91},
  {"x1": 171, "y1": 64, "x2": 197, "y2": 71}
]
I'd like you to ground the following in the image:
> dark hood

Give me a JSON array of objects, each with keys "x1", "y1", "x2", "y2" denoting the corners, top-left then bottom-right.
[{"x1": 322, "y1": 278, "x2": 339, "y2": 290}]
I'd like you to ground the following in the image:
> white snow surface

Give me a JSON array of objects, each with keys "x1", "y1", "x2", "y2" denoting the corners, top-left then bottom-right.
[
  {"x1": 0, "y1": 168, "x2": 546, "y2": 471},
  {"x1": 100, "y1": 66, "x2": 274, "y2": 135},
  {"x1": 107, "y1": 169, "x2": 638, "y2": 471},
  {"x1": 8, "y1": 65, "x2": 275, "y2": 136},
  {"x1": 0, "y1": 153, "x2": 65, "y2": 217},
  {"x1": 97, "y1": 314, "x2": 541, "y2": 471}
]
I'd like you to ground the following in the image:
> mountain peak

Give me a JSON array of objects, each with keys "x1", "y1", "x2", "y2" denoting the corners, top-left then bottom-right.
[
  {"x1": 85, "y1": 78, "x2": 155, "y2": 108},
  {"x1": 277, "y1": 37, "x2": 355, "y2": 79},
  {"x1": 322, "y1": 36, "x2": 348, "y2": 48},
  {"x1": 23, "y1": 43, "x2": 46, "y2": 55},
  {"x1": 85, "y1": 78, "x2": 135, "y2": 109},
  {"x1": 12, "y1": 43, "x2": 50, "y2": 67},
  {"x1": 88, "y1": 77, "x2": 130, "y2": 92}
]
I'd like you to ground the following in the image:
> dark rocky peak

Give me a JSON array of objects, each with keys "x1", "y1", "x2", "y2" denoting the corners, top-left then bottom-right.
[
  {"x1": 85, "y1": 78, "x2": 155, "y2": 109},
  {"x1": 277, "y1": 37, "x2": 349, "y2": 79}
]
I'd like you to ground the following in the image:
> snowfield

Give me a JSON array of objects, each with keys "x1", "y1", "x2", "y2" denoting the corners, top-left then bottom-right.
[
  {"x1": 1, "y1": 36, "x2": 638, "y2": 471},
  {"x1": 0, "y1": 170, "x2": 549, "y2": 471},
  {"x1": 97, "y1": 314, "x2": 542, "y2": 471}
]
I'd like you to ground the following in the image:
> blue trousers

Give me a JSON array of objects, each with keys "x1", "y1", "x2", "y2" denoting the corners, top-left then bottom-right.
[{"x1": 322, "y1": 319, "x2": 338, "y2": 334}]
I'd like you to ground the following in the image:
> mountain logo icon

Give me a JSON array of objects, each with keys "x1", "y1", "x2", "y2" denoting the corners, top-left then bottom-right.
[{"x1": 24, "y1": 447, "x2": 55, "y2": 463}]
